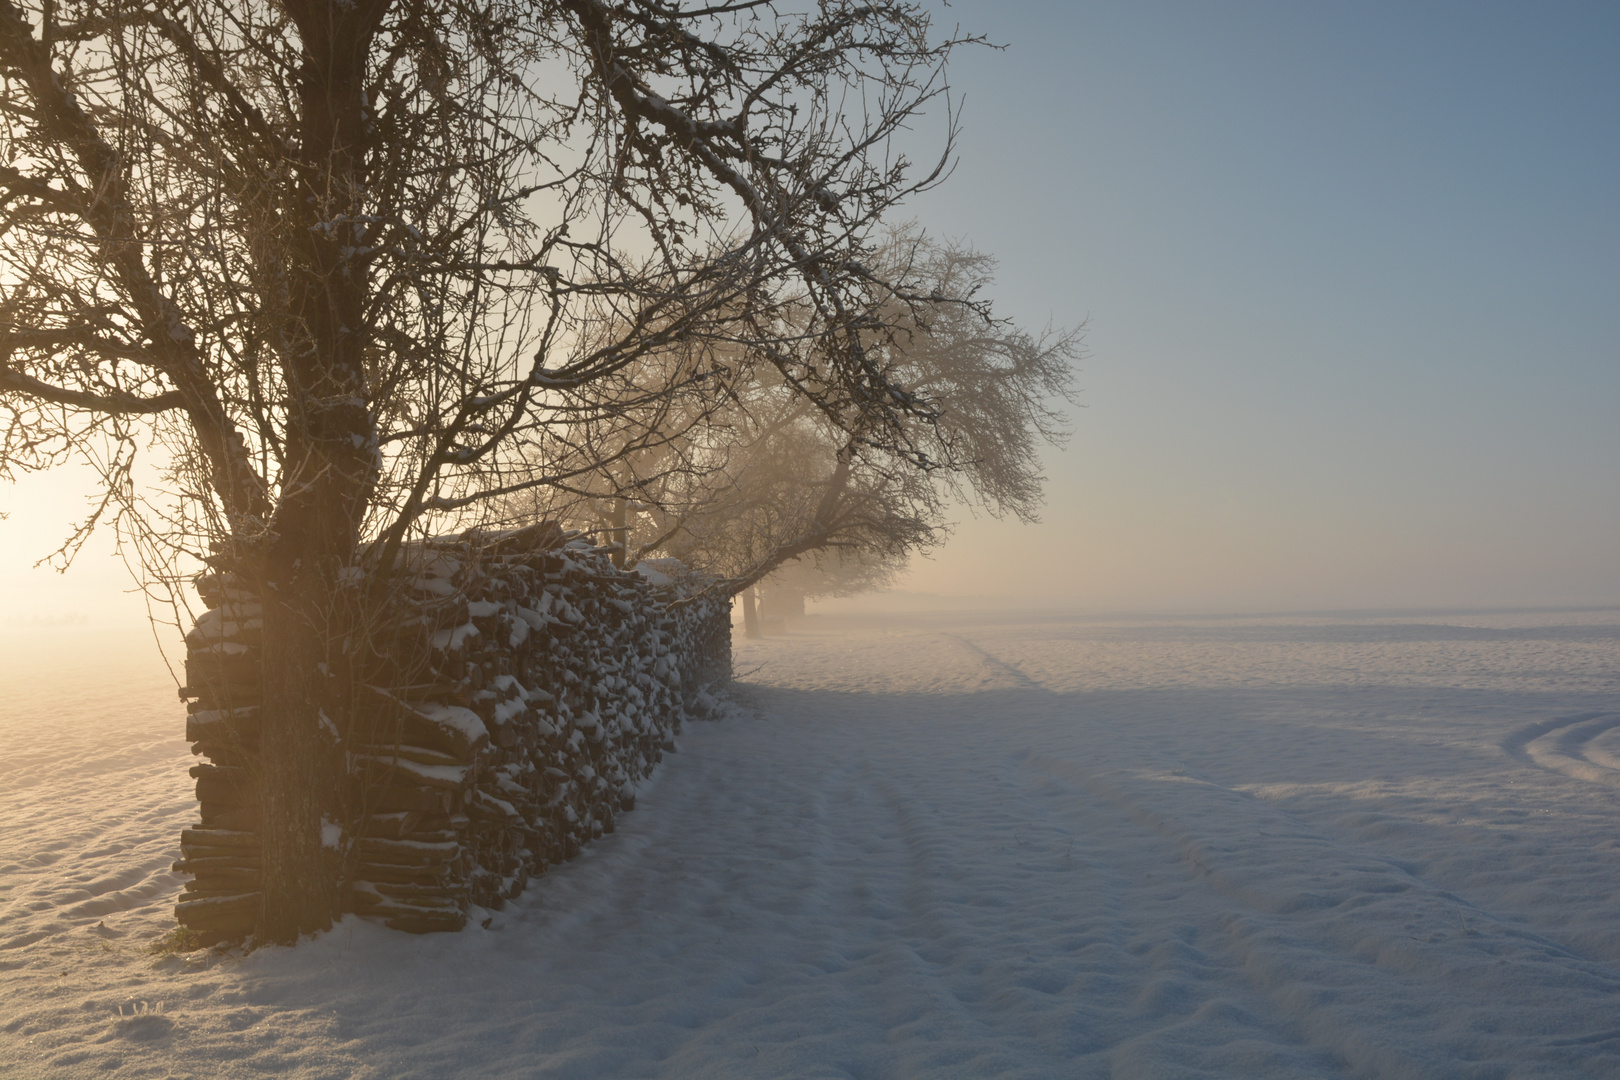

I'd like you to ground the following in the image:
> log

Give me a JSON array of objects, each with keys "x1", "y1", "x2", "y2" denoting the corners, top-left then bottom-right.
[
  {"x1": 381, "y1": 681, "x2": 464, "y2": 703},
  {"x1": 185, "y1": 649, "x2": 260, "y2": 686},
  {"x1": 179, "y1": 843, "x2": 263, "y2": 863},
  {"x1": 185, "y1": 606, "x2": 264, "y2": 649},
  {"x1": 174, "y1": 891, "x2": 259, "y2": 933},
  {"x1": 369, "y1": 694, "x2": 488, "y2": 761},
  {"x1": 190, "y1": 763, "x2": 249, "y2": 781},
  {"x1": 181, "y1": 871, "x2": 264, "y2": 891},
  {"x1": 363, "y1": 782, "x2": 452, "y2": 814},
  {"x1": 374, "y1": 895, "x2": 463, "y2": 918},
  {"x1": 183, "y1": 686, "x2": 262, "y2": 710},
  {"x1": 356, "y1": 742, "x2": 464, "y2": 768},
  {"x1": 467, "y1": 788, "x2": 524, "y2": 826},
  {"x1": 193, "y1": 572, "x2": 256, "y2": 609},
  {"x1": 172, "y1": 855, "x2": 261, "y2": 874},
  {"x1": 181, "y1": 881, "x2": 256, "y2": 897},
  {"x1": 351, "y1": 754, "x2": 470, "y2": 790},
  {"x1": 358, "y1": 811, "x2": 424, "y2": 839},
  {"x1": 350, "y1": 885, "x2": 467, "y2": 925},
  {"x1": 353, "y1": 861, "x2": 463, "y2": 886},
  {"x1": 354, "y1": 837, "x2": 460, "y2": 867},
  {"x1": 359, "y1": 880, "x2": 467, "y2": 902},
  {"x1": 180, "y1": 828, "x2": 260, "y2": 850},
  {"x1": 189, "y1": 742, "x2": 252, "y2": 767},
  {"x1": 196, "y1": 785, "x2": 259, "y2": 810},
  {"x1": 197, "y1": 806, "x2": 257, "y2": 831},
  {"x1": 503, "y1": 867, "x2": 530, "y2": 900},
  {"x1": 381, "y1": 910, "x2": 467, "y2": 934},
  {"x1": 186, "y1": 706, "x2": 260, "y2": 743},
  {"x1": 194, "y1": 767, "x2": 258, "y2": 807}
]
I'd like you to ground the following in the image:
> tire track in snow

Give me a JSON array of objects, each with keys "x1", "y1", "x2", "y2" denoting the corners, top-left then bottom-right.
[
  {"x1": 937, "y1": 633, "x2": 1043, "y2": 691},
  {"x1": 788, "y1": 689, "x2": 1343, "y2": 1076},
  {"x1": 937, "y1": 631, "x2": 1620, "y2": 1078},
  {"x1": 699, "y1": 665, "x2": 1345, "y2": 1076},
  {"x1": 1026, "y1": 753, "x2": 1620, "y2": 1077},
  {"x1": 1502, "y1": 712, "x2": 1620, "y2": 789}
]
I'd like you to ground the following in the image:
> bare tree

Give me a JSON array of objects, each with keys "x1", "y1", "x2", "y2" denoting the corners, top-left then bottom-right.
[
  {"x1": 554, "y1": 229, "x2": 1083, "y2": 596},
  {"x1": 1, "y1": 0, "x2": 980, "y2": 943}
]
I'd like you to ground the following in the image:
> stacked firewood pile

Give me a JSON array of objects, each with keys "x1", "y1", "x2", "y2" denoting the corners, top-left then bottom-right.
[
  {"x1": 174, "y1": 527, "x2": 732, "y2": 942},
  {"x1": 173, "y1": 569, "x2": 266, "y2": 943}
]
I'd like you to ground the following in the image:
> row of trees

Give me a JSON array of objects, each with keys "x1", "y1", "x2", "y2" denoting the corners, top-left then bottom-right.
[{"x1": 1, "y1": 0, "x2": 1077, "y2": 943}]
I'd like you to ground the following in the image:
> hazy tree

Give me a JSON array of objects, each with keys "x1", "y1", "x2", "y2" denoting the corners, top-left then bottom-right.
[
  {"x1": 759, "y1": 546, "x2": 903, "y2": 616},
  {"x1": 735, "y1": 546, "x2": 899, "y2": 639},
  {"x1": 559, "y1": 230, "x2": 1082, "y2": 598},
  {"x1": 0, "y1": 0, "x2": 978, "y2": 943}
]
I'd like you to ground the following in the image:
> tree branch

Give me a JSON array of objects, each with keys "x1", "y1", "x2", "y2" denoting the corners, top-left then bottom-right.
[{"x1": 0, "y1": 365, "x2": 185, "y2": 414}]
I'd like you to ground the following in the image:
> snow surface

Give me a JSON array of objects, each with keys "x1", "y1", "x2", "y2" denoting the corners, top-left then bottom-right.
[{"x1": 4, "y1": 610, "x2": 1620, "y2": 1078}]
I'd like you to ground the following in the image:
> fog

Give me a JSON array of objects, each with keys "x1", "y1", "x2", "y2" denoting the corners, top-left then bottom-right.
[
  {"x1": 5, "y1": 0, "x2": 1619, "y2": 620},
  {"x1": 883, "y1": 1, "x2": 1620, "y2": 614},
  {"x1": 0, "y1": 465, "x2": 158, "y2": 630}
]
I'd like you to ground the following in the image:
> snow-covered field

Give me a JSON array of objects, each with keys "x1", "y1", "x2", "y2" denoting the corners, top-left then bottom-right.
[{"x1": 4, "y1": 609, "x2": 1620, "y2": 1078}]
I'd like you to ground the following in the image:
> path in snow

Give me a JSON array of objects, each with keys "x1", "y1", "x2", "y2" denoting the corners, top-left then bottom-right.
[{"x1": 3, "y1": 611, "x2": 1620, "y2": 1078}]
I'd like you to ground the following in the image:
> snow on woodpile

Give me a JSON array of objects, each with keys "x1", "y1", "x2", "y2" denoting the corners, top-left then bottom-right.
[{"x1": 173, "y1": 526, "x2": 731, "y2": 942}]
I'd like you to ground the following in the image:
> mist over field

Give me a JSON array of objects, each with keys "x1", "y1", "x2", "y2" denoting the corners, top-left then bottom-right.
[{"x1": 889, "y1": 1, "x2": 1620, "y2": 614}]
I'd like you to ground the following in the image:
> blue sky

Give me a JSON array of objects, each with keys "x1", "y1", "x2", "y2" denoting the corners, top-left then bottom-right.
[{"x1": 886, "y1": 0, "x2": 1620, "y2": 609}]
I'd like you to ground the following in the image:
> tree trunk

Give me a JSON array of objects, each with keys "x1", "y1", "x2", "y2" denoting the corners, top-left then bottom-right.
[
  {"x1": 742, "y1": 587, "x2": 761, "y2": 639},
  {"x1": 255, "y1": 583, "x2": 340, "y2": 944},
  {"x1": 609, "y1": 497, "x2": 628, "y2": 570},
  {"x1": 247, "y1": 0, "x2": 386, "y2": 944}
]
